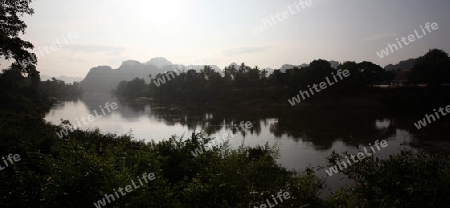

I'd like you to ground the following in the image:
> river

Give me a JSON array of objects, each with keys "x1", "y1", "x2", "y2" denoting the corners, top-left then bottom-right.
[{"x1": 45, "y1": 93, "x2": 437, "y2": 196}]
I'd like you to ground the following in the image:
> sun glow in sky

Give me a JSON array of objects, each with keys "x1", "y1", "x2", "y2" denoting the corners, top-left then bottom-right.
[{"x1": 2, "y1": 0, "x2": 450, "y2": 78}]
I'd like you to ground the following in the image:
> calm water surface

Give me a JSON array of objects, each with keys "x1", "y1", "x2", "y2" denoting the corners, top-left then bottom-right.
[{"x1": 45, "y1": 93, "x2": 440, "y2": 196}]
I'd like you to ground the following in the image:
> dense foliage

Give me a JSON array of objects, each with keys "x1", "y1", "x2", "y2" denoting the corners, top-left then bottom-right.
[
  {"x1": 115, "y1": 60, "x2": 393, "y2": 103},
  {"x1": 40, "y1": 78, "x2": 83, "y2": 99},
  {"x1": 0, "y1": 66, "x2": 51, "y2": 113},
  {"x1": 0, "y1": 111, "x2": 326, "y2": 207},
  {"x1": 409, "y1": 49, "x2": 450, "y2": 87},
  {"x1": 0, "y1": 67, "x2": 82, "y2": 113},
  {"x1": 0, "y1": 0, "x2": 38, "y2": 76},
  {"x1": 326, "y1": 150, "x2": 450, "y2": 207}
]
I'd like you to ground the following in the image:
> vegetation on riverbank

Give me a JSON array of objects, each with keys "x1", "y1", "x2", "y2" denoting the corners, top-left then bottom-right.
[
  {"x1": 1, "y1": 63, "x2": 449, "y2": 206},
  {"x1": 1, "y1": 105, "x2": 449, "y2": 207},
  {"x1": 114, "y1": 49, "x2": 450, "y2": 111}
]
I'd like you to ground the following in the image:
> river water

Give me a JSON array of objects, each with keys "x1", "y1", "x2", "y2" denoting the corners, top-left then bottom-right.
[{"x1": 45, "y1": 93, "x2": 442, "y2": 196}]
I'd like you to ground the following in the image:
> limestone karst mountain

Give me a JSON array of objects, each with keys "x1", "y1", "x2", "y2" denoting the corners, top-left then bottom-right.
[{"x1": 80, "y1": 57, "x2": 221, "y2": 92}]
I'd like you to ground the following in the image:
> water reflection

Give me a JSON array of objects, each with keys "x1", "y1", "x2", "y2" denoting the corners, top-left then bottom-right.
[
  {"x1": 68, "y1": 93, "x2": 419, "y2": 150},
  {"x1": 46, "y1": 93, "x2": 436, "y2": 196}
]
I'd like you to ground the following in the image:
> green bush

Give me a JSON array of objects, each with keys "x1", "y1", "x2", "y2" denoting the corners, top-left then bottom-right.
[
  {"x1": 0, "y1": 113, "x2": 324, "y2": 207},
  {"x1": 325, "y1": 150, "x2": 450, "y2": 208}
]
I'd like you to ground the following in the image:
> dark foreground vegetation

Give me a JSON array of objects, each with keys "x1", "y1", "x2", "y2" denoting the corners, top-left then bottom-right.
[{"x1": 1, "y1": 105, "x2": 450, "y2": 207}]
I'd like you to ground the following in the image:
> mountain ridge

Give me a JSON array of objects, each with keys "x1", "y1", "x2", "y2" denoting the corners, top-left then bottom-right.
[{"x1": 80, "y1": 57, "x2": 411, "y2": 93}]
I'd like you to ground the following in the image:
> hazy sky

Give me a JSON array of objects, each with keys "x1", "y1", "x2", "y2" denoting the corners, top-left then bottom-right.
[{"x1": 3, "y1": 0, "x2": 450, "y2": 77}]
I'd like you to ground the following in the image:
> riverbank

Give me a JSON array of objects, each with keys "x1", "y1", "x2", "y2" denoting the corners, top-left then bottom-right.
[
  {"x1": 2, "y1": 108, "x2": 450, "y2": 207},
  {"x1": 126, "y1": 86, "x2": 450, "y2": 114}
]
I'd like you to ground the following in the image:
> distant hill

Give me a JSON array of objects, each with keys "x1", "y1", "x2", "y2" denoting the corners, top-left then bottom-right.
[
  {"x1": 144, "y1": 57, "x2": 173, "y2": 68},
  {"x1": 40, "y1": 75, "x2": 83, "y2": 84},
  {"x1": 80, "y1": 58, "x2": 221, "y2": 92},
  {"x1": 329, "y1": 60, "x2": 339, "y2": 69},
  {"x1": 78, "y1": 58, "x2": 367, "y2": 93},
  {"x1": 279, "y1": 60, "x2": 338, "y2": 72},
  {"x1": 81, "y1": 61, "x2": 162, "y2": 93},
  {"x1": 384, "y1": 58, "x2": 416, "y2": 71}
]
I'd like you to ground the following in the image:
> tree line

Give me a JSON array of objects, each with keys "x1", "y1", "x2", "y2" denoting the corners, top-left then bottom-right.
[{"x1": 115, "y1": 49, "x2": 450, "y2": 105}]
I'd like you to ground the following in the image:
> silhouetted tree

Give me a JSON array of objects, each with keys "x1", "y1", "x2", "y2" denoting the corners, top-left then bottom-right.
[
  {"x1": 40, "y1": 78, "x2": 83, "y2": 98},
  {"x1": 358, "y1": 61, "x2": 385, "y2": 86},
  {"x1": 409, "y1": 49, "x2": 450, "y2": 86},
  {"x1": 0, "y1": 0, "x2": 38, "y2": 77}
]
